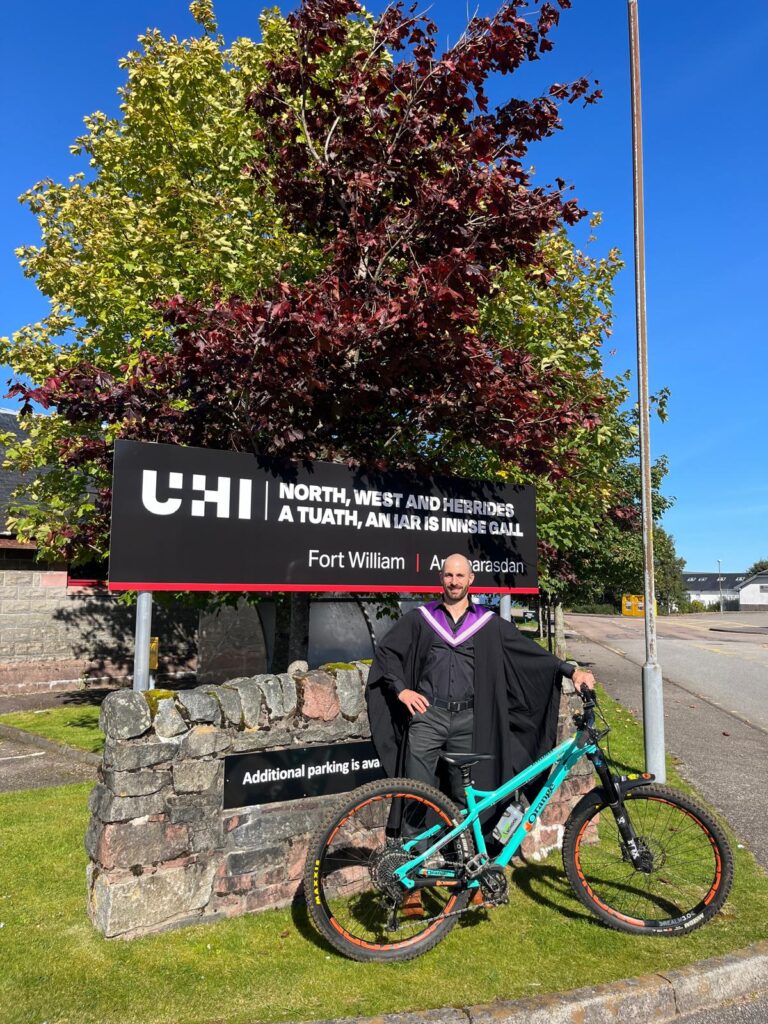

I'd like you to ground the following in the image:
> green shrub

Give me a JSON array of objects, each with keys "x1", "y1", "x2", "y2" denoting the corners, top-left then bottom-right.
[{"x1": 565, "y1": 603, "x2": 619, "y2": 615}]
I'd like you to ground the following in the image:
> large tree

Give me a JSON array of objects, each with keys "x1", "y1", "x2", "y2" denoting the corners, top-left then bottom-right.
[
  {"x1": 2, "y1": 0, "x2": 328, "y2": 559},
  {"x1": 6, "y1": 0, "x2": 606, "y2": 569}
]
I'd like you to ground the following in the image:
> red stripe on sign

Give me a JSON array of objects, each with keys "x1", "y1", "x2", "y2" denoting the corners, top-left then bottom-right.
[{"x1": 108, "y1": 581, "x2": 540, "y2": 594}]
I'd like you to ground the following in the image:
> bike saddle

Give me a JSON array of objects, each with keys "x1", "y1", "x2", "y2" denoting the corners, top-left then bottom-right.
[{"x1": 440, "y1": 752, "x2": 495, "y2": 767}]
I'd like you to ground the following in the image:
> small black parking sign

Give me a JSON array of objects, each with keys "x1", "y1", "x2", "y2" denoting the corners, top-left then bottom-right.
[{"x1": 223, "y1": 741, "x2": 385, "y2": 808}]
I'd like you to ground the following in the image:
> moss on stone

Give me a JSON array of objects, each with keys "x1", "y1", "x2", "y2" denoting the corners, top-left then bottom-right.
[
  {"x1": 144, "y1": 689, "x2": 177, "y2": 718},
  {"x1": 320, "y1": 662, "x2": 358, "y2": 672},
  {"x1": 358, "y1": 659, "x2": 373, "y2": 666}
]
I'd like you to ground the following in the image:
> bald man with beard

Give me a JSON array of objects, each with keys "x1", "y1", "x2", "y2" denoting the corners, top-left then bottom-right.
[{"x1": 366, "y1": 554, "x2": 595, "y2": 912}]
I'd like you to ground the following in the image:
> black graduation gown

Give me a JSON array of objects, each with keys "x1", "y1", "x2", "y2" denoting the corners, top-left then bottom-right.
[{"x1": 365, "y1": 609, "x2": 565, "y2": 799}]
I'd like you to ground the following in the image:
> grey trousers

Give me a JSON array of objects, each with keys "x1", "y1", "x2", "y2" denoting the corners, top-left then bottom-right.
[{"x1": 405, "y1": 704, "x2": 474, "y2": 806}]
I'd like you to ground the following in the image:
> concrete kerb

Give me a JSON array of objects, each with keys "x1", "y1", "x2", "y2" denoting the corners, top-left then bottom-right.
[
  {"x1": 0, "y1": 722, "x2": 101, "y2": 766},
  {"x1": 283, "y1": 941, "x2": 768, "y2": 1024}
]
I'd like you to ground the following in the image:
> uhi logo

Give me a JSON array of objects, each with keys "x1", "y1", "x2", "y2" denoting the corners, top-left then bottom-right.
[{"x1": 141, "y1": 469, "x2": 254, "y2": 520}]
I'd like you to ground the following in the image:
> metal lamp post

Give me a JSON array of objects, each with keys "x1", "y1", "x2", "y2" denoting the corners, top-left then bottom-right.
[
  {"x1": 628, "y1": 0, "x2": 666, "y2": 782},
  {"x1": 717, "y1": 559, "x2": 724, "y2": 613}
]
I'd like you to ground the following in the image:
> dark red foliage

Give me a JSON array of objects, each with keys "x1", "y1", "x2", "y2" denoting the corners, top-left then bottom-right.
[
  {"x1": 537, "y1": 540, "x2": 579, "y2": 588},
  {"x1": 11, "y1": 0, "x2": 604, "y2": 558},
  {"x1": 608, "y1": 502, "x2": 642, "y2": 530}
]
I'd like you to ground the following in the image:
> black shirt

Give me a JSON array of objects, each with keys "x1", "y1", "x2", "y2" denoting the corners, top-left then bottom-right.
[{"x1": 418, "y1": 602, "x2": 475, "y2": 702}]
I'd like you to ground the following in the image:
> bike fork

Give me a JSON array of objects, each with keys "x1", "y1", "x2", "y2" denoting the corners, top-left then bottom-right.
[{"x1": 588, "y1": 752, "x2": 649, "y2": 871}]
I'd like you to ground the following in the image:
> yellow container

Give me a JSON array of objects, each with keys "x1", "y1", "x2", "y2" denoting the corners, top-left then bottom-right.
[{"x1": 622, "y1": 595, "x2": 657, "y2": 617}]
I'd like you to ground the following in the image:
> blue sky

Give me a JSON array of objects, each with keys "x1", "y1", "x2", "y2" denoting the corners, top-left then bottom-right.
[{"x1": 1, "y1": 1, "x2": 766, "y2": 572}]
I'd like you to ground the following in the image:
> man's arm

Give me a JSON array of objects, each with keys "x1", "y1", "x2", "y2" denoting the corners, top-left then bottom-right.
[
  {"x1": 369, "y1": 614, "x2": 429, "y2": 716},
  {"x1": 500, "y1": 619, "x2": 596, "y2": 690}
]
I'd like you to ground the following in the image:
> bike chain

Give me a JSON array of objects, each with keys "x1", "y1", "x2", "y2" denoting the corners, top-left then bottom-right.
[
  {"x1": 395, "y1": 865, "x2": 509, "y2": 928},
  {"x1": 410, "y1": 894, "x2": 501, "y2": 927}
]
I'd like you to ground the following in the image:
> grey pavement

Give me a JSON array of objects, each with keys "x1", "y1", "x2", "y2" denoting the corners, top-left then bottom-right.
[
  {"x1": 566, "y1": 612, "x2": 768, "y2": 731},
  {"x1": 675, "y1": 993, "x2": 768, "y2": 1023},
  {"x1": 0, "y1": 730, "x2": 95, "y2": 790},
  {"x1": 616, "y1": 632, "x2": 768, "y2": 731},
  {"x1": 0, "y1": 685, "x2": 108, "y2": 790},
  {"x1": 564, "y1": 622, "x2": 768, "y2": 870},
  {"x1": 0, "y1": 684, "x2": 116, "y2": 715}
]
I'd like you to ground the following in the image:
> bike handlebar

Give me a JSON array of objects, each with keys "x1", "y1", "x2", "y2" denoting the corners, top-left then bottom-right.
[{"x1": 577, "y1": 683, "x2": 596, "y2": 706}]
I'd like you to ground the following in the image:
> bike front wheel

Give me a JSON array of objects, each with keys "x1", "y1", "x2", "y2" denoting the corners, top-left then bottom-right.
[
  {"x1": 562, "y1": 784, "x2": 733, "y2": 936},
  {"x1": 304, "y1": 778, "x2": 475, "y2": 962}
]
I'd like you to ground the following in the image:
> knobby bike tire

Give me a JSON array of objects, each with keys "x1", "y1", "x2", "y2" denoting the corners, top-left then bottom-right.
[
  {"x1": 303, "y1": 777, "x2": 475, "y2": 962},
  {"x1": 562, "y1": 783, "x2": 733, "y2": 936}
]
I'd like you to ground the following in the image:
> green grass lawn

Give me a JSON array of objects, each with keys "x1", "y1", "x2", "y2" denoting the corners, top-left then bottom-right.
[
  {"x1": 0, "y1": 705, "x2": 104, "y2": 754},
  {"x1": 1, "y1": 690, "x2": 767, "y2": 1024}
]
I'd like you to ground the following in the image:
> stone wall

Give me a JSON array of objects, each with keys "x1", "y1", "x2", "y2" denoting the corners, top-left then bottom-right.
[
  {"x1": 0, "y1": 556, "x2": 198, "y2": 692},
  {"x1": 86, "y1": 666, "x2": 591, "y2": 939}
]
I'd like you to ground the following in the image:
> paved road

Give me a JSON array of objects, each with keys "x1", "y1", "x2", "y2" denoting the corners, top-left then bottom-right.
[
  {"x1": 567, "y1": 612, "x2": 768, "y2": 731},
  {"x1": 0, "y1": 687, "x2": 105, "y2": 792},
  {"x1": 675, "y1": 993, "x2": 768, "y2": 1023},
  {"x1": 0, "y1": 732, "x2": 95, "y2": 791},
  {"x1": 565, "y1": 613, "x2": 768, "y2": 869}
]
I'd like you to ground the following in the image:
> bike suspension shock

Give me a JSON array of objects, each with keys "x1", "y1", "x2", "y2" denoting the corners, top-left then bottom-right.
[{"x1": 587, "y1": 751, "x2": 650, "y2": 871}]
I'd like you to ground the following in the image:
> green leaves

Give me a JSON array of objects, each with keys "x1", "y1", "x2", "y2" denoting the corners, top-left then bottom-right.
[{"x1": 4, "y1": 6, "x2": 328, "y2": 559}]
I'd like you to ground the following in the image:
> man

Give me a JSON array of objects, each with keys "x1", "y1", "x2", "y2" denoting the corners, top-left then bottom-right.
[{"x1": 365, "y1": 553, "x2": 595, "y2": 914}]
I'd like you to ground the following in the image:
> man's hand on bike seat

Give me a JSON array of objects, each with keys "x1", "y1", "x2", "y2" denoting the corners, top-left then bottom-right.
[{"x1": 398, "y1": 689, "x2": 430, "y2": 715}]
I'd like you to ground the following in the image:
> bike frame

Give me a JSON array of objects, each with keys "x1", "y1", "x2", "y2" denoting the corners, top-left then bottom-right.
[{"x1": 395, "y1": 727, "x2": 600, "y2": 890}]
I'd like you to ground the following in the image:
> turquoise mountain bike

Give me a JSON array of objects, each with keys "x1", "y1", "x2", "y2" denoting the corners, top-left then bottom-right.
[{"x1": 304, "y1": 688, "x2": 733, "y2": 961}]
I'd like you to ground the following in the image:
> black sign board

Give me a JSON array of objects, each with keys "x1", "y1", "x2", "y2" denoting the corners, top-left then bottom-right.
[
  {"x1": 109, "y1": 439, "x2": 537, "y2": 593},
  {"x1": 223, "y1": 741, "x2": 385, "y2": 809}
]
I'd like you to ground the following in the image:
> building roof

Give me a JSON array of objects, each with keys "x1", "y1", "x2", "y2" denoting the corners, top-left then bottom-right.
[
  {"x1": 681, "y1": 572, "x2": 748, "y2": 591},
  {"x1": 0, "y1": 409, "x2": 35, "y2": 535},
  {"x1": 735, "y1": 571, "x2": 768, "y2": 590}
]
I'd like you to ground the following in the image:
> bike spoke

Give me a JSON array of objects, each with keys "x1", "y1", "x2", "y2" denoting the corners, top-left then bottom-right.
[
  {"x1": 574, "y1": 793, "x2": 722, "y2": 924},
  {"x1": 314, "y1": 788, "x2": 468, "y2": 950}
]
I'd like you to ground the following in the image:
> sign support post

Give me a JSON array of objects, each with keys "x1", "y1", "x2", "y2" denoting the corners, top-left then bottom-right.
[{"x1": 133, "y1": 591, "x2": 153, "y2": 692}]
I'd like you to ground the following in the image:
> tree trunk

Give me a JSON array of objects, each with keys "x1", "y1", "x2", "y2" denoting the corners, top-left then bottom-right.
[
  {"x1": 354, "y1": 595, "x2": 378, "y2": 654},
  {"x1": 553, "y1": 599, "x2": 567, "y2": 661},
  {"x1": 287, "y1": 592, "x2": 311, "y2": 666},
  {"x1": 271, "y1": 593, "x2": 291, "y2": 672},
  {"x1": 271, "y1": 592, "x2": 312, "y2": 671}
]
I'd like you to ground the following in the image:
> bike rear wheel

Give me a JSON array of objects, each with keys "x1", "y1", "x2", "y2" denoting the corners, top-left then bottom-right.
[
  {"x1": 562, "y1": 784, "x2": 733, "y2": 936},
  {"x1": 304, "y1": 778, "x2": 475, "y2": 962}
]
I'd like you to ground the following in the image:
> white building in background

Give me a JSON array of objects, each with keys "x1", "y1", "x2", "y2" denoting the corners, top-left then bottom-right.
[
  {"x1": 680, "y1": 572, "x2": 747, "y2": 608},
  {"x1": 736, "y1": 571, "x2": 768, "y2": 611}
]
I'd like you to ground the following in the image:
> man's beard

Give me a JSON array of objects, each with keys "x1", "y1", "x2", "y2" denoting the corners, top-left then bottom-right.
[{"x1": 443, "y1": 583, "x2": 469, "y2": 604}]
